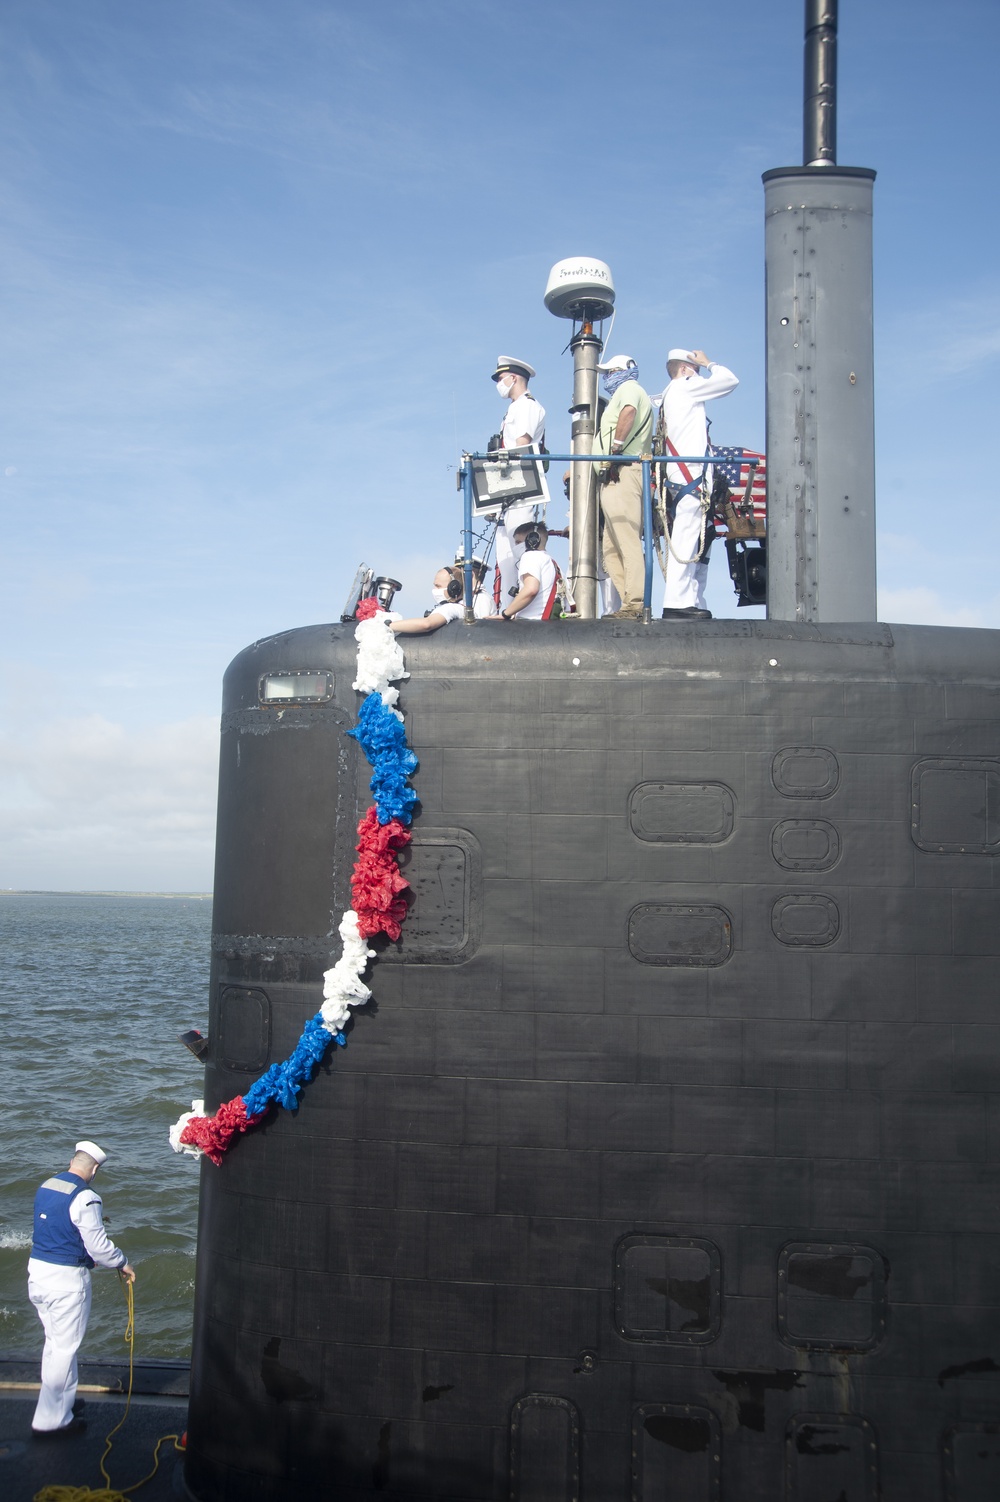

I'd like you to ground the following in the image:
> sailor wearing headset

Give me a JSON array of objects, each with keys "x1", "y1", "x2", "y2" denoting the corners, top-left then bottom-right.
[
  {"x1": 391, "y1": 567, "x2": 469, "y2": 634},
  {"x1": 455, "y1": 551, "x2": 495, "y2": 619},
  {"x1": 499, "y1": 521, "x2": 560, "y2": 621}
]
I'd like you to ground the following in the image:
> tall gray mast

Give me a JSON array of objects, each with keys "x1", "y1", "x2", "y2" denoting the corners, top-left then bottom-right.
[
  {"x1": 544, "y1": 258, "x2": 616, "y2": 620},
  {"x1": 804, "y1": 0, "x2": 837, "y2": 166},
  {"x1": 566, "y1": 324, "x2": 603, "y2": 620},
  {"x1": 764, "y1": 0, "x2": 877, "y2": 622}
]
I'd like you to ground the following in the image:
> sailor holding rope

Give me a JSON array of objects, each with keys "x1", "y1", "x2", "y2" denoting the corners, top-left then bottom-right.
[{"x1": 27, "y1": 1141, "x2": 135, "y2": 1437}]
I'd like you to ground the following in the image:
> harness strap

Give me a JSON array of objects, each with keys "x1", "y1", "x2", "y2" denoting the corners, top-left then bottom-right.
[
  {"x1": 672, "y1": 477, "x2": 702, "y2": 504},
  {"x1": 541, "y1": 563, "x2": 562, "y2": 620},
  {"x1": 664, "y1": 435, "x2": 711, "y2": 492},
  {"x1": 663, "y1": 435, "x2": 696, "y2": 487}
]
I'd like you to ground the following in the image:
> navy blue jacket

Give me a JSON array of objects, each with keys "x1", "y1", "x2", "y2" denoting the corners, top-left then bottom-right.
[{"x1": 31, "y1": 1173, "x2": 95, "y2": 1268}]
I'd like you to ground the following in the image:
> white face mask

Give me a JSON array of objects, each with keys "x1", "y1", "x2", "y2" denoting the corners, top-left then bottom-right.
[
  {"x1": 496, "y1": 377, "x2": 514, "y2": 399},
  {"x1": 431, "y1": 585, "x2": 449, "y2": 604}
]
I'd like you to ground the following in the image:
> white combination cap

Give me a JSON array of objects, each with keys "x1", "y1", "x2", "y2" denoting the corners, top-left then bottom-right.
[
  {"x1": 492, "y1": 356, "x2": 536, "y2": 382},
  {"x1": 75, "y1": 1140, "x2": 108, "y2": 1166},
  {"x1": 596, "y1": 354, "x2": 636, "y2": 373},
  {"x1": 666, "y1": 348, "x2": 700, "y2": 367}
]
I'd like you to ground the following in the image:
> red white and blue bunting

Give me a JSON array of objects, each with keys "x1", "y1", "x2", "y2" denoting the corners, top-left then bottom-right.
[{"x1": 169, "y1": 599, "x2": 416, "y2": 1165}]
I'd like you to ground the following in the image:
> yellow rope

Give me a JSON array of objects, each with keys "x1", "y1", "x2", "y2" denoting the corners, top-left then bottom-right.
[{"x1": 33, "y1": 1273, "x2": 183, "y2": 1502}]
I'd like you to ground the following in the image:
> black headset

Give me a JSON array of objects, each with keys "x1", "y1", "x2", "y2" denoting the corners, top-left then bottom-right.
[
  {"x1": 446, "y1": 573, "x2": 463, "y2": 601},
  {"x1": 521, "y1": 527, "x2": 542, "y2": 552}
]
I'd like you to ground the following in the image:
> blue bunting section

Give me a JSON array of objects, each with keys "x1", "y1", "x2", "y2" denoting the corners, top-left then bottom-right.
[
  {"x1": 241, "y1": 1014, "x2": 345, "y2": 1118},
  {"x1": 170, "y1": 608, "x2": 417, "y2": 1165},
  {"x1": 347, "y1": 692, "x2": 419, "y2": 826}
]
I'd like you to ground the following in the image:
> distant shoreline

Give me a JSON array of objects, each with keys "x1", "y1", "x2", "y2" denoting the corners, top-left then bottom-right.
[{"x1": 0, "y1": 890, "x2": 212, "y2": 899}]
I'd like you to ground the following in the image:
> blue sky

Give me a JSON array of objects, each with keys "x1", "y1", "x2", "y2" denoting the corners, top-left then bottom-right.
[{"x1": 2, "y1": 0, "x2": 998, "y2": 889}]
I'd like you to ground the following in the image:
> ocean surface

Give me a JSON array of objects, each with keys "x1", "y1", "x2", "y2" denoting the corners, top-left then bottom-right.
[{"x1": 0, "y1": 892, "x2": 211, "y2": 1362}]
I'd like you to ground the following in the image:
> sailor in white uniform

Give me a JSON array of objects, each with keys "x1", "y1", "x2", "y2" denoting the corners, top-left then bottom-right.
[
  {"x1": 391, "y1": 567, "x2": 470, "y2": 634},
  {"x1": 660, "y1": 348, "x2": 739, "y2": 619},
  {"x1": 454, "y1": 552, "x2": 495, "y2": 618},
  {"x1": 490, "y1": 356, "x2": 546, "y2": 607},
  {"x1": 27, "y1": 1141, "x2": 135, "y2": 1436},
  {"x1": 499, "y1": 522, "x2": 559, "y2": 621}
]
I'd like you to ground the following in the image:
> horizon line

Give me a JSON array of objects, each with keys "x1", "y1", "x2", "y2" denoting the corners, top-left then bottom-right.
[{"x1": 0, "y1": 889, "x2": 213, "y2": 898}]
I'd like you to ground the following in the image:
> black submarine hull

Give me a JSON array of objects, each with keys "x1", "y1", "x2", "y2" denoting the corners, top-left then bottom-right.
[{"x1": 184, "y1": 617, "x2": 1000, "y2": 1501}]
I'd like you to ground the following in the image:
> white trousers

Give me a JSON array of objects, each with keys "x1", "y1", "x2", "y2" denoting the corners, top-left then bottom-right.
[
  {"x1": 663, "y1": 490, "x2": 710, "y2": 610},
  {"x1": 27, "y1": 1258, "x2": 91, "y2": 1431},
  {"x1": 494, "y1": 502, "x2": 543, "y2": 607},
  {"x1": 599, "y1": 568, "x2": 621, "y2": 617}
]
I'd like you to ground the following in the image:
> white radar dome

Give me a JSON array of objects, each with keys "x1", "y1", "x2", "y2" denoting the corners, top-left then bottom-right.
[{"x1": 543, "y1": 257, "x2": 616, "y2": 321}]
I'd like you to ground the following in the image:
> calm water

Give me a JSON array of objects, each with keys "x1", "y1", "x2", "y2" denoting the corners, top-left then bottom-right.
[{"x1": 0, "y1": 892, "x2": 211, "y2": 1361}]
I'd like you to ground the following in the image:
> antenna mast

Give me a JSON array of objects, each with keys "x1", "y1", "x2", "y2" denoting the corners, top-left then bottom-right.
[{"x1": 804, "y1": 0, "x2": 837, "y2": 166}]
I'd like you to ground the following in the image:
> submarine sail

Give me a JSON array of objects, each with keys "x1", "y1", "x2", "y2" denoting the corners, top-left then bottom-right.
[
  {"x1": 183, "y1": 616, "x2": 1000, "y2": 1502},
  {"x1": 178, "y1": 3, "x2": 1000, "y2": 1498}
]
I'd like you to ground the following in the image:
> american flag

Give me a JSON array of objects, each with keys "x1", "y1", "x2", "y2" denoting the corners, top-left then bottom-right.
[{"x1": 711, "y1": 447, "x2": 767, "y2": 529}]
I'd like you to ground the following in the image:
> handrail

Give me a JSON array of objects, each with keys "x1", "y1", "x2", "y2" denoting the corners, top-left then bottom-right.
[{"x1": 459, "y1": 451, "x2": 719, "y2": 624}]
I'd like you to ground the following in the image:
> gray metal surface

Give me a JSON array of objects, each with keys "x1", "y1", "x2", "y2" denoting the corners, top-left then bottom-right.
[
  {"x1": 0, "y1": 1391, "x2": 188, "y2": 1501},
  {"x1": 568, "y1": 329, "x2": 602, "y2": 619},
  {"x1": 804, "y1": 0, "x2": 838, "y2": 166},
  {"x1": 185, "y1": 617, "x2": 1000, "y2": 1501},
  {"x1": 763, "y1": 166, "x2": 877, "y2": 624}
]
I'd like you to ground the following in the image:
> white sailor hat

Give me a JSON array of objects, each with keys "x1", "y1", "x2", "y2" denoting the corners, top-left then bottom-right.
[
  {"x1": 454, "y1": 548, "x2": 488, "y2": 570},
  {"x1": 666, "y1": 348, "x2": 700, "y2": 368},
  {"x1": 596, "y1": 354, "x2": 637, "y2": 373},
  {"x1": 491, "y1": 355, "x2": 536, "y2": 382},
  {"x1": 75, "y1": 1140, "x2": 108, "y2": 1166}
]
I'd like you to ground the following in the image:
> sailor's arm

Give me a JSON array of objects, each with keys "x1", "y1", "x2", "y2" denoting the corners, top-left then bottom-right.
[
  {"x1": 505, "y1": 395, "x2": 540, "y2": 450},
  {"x1": 610, "y1": 406, "x2": 637, "y2": 452},
  {"x1": 70, "y1": 1192, "x2": 135, "y2": 1279},
  {"x1": 501, "y1": 573, "x2": 540, "y2": 619},
  {"x1": 690, "y1": 352, "x2": 739, "y2": 398},
  {"x1": 391, "y1": 610, "x2": 454, "y2": 636}
]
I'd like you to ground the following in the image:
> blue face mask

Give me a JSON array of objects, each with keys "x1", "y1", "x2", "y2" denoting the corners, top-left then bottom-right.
[{"x1": 602, "y1": 365, "x2": 636, "y2": 397}]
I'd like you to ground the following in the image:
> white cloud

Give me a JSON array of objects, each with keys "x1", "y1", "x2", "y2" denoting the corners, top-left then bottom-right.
[
  {"x1": 940, "y1": 322, "x2": 1000, "y2": 375},
  {"x1": 881, "y1": 286, "x2": 1000, "y2": 383},
  {"x1": 876, "y1": 531, "x2": 1000, "y2": 629},
  {"x1": 0, "y1": 713, "x2": 218, "y2": 890},
  {"x1": 877, "y1": 586, "x2": 998, "y2": 630}
]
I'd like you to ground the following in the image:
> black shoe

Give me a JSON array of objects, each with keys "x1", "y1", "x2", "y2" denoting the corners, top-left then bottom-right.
[
  {"x1": 661, "y1": 607, "x2": 712, "y2": 620},
  {"x1": 32, "y1": 1418, "x2": 87, "y2": 1440}
]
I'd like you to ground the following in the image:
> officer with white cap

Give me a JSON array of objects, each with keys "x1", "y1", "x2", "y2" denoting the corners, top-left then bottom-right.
[
  {"x1": 490, "y1": 356, "x2": 547, "y2": 606},
  {"x1": 454, "y1": 550, "x2": 495, "y2": 618},
  {"x1": 660, "y1": 348, "x2": 738, "y2": 619},
  {"x1": 27, "y1": 1141, "x2": 135, "y2": 1437}
]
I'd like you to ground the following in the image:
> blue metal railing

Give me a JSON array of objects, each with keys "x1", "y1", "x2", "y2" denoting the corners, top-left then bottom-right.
[{"x1": 459, "y1": 451, "x2": 717, "y2": 622}]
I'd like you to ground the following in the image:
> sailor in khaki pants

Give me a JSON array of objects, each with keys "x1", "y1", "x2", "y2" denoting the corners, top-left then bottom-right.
[{"x1": 594, "y1": 356, "x2": 653, "y2": 618}]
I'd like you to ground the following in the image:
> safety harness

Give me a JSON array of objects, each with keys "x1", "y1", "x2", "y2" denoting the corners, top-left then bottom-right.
[
  {"x1": 661, "y1": 434, "x2": 713, "y2": 568},
  {"x1": 540, "y1": 561, "x2": 562, "y2": 620}
]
